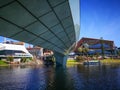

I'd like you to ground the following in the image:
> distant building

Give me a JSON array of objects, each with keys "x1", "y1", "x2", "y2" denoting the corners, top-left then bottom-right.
[
  {"x1": 43, "y1": 49, "x2": 53, "y2": 56},
  {"x1": 74, "y1": 37, "x2": 114, "y2": 55},
  {"x1": 27, "y1": 46, "x2": 43, "y2": 59},
  {"x1": 27, "y1": 47, "x2": 53, "y2": 60}
]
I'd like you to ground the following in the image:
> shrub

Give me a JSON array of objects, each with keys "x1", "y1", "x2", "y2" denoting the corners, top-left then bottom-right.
[
  {"x1": 76, "y1": 56, "x2": 84, "y2": 62},
  {"x1": 20, "y1": 57, "x2": 27, "y2": 63},
  {"x1": 20, "y1": 57, "x2": 33, "y2": 63},
  {"x1": 7, "y1": 56, "x2": 14, "y2": 62},
  {"x1": 28, "y1": 57, "x2": 33, "y2": 61}
]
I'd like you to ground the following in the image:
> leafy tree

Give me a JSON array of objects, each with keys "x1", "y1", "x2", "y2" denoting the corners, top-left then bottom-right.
[
  {"x1": 20, "y1": 57, "x2": 27, "y2": 63},
  {"x1": 78, "y1": 47, "x2": 82, "y2": 54},
  {"x1": 84, "y1": 48, "x2": 89, "y2": 55},
  {"x1": 7, "y1": 56, "x2": 14, "y2": 62},
  {"x1": 117, "y1": 51, "x2": 120, "y2": 56},
  {"x1": 78, "y1": 46, "x2": 89, "y2": 56},
  {"x1": 95, "y1": 52, "x2": 100, "y2": 59}
]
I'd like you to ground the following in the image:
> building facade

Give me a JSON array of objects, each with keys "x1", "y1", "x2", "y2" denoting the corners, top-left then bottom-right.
[
  {"x1": 0, "y1": 42, "x2": 33, "y2": 62},
  {"x1": 27, "y1": 46, "x2": 43, "y2": 59},
  {"x1": 74, "y1": 37, "x2": 114, "y2": 55}
]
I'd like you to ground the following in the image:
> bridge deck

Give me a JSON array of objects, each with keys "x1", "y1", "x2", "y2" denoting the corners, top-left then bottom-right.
[{"x1": 0, "y1": 0, "x2": 79, "y2": 54}]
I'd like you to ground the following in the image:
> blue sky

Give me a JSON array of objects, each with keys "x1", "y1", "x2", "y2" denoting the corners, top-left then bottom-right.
[
  {"x1": 0, "y1": 36, "x2": 32, "y2": 47},
  {"x1": 1, "y1": 0, "x2": 120, "y2": 47},
  {"x1": 80, "y1": 0, "x2": 120, "y2": 47}
]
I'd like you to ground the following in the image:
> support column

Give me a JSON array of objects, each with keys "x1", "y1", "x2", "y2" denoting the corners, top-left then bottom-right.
[{"x1": 54, "y1": 52, "x2": 68, "y2": 67}]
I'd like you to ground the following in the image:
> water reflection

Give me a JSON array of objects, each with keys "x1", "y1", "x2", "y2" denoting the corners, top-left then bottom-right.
[
  {"x1": 69, "y1": 64, "x2": 120, "y2": 90},
  {"x1": 48, "y1": 67, "x2": 75, "y2": 90},
  {"x1": 0, "y1": 64, "x2": 120, "y2": 90}
]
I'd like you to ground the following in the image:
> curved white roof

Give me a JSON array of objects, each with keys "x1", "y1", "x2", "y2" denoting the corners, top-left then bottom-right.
[{"x1": 0, "y1": 43, "x2": 29, "y2": 53}]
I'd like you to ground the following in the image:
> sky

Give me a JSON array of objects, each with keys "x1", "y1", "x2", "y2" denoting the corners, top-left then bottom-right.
[
  {"x1": 80, "y1": 0, "x2": 120, "y2": 47},
  {"x1": 0, "y1": 37, "x2": 32, "y2": 47},
  {"x1": 1, "y1": 0, "x2": 120, "y2": 47}
]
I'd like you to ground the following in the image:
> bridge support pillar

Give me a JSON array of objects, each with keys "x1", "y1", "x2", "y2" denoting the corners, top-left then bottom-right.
[{"x1": 54, "y1": 52, "x2": 68, "y2": 67}]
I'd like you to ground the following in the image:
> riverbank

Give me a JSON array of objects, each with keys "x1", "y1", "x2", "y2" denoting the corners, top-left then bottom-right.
[
  {"x1": 1, "y1": 59, "x2": 120, "y2": 66},
  {"x1": 67, "y1": 59, "x2": 120, "y2": 65},
  {"x1": 101, "y1": 59, "x2": 120, "y2": 64},
  {"x1": 67, "y1": 59, "x2": 81, "y2": 64},
  {"x1": 0, "y1": 60, "x2": 8, "y2": 66},
  {"x1": 0, "y1": 59, "x2": 43, "y2": 67}
]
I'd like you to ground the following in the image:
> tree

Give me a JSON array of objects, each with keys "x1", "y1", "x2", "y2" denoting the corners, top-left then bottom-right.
[
  {"x1": 95, "y1": 52, "x2": 100, "y2": 59},
  {"x1": 78, "y1": 47, "x2": 82, "y2": 53},
  {"x1": 78, "y1": 45, "x2": 89, "y2": 56},
  {"x1": 7, "y1": 56, "x2": 14, "y2": 62},
  {"x1": 117, "y1": 51, "x2": 120, "y2": 56},
  {"x1": 84, "y1": 48, "x2": 89, "y2": 55}
]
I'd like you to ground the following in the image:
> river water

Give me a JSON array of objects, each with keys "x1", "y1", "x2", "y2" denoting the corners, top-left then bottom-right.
[{"x1": 0, "y1": 64, "x2": 120, "y2": 90}]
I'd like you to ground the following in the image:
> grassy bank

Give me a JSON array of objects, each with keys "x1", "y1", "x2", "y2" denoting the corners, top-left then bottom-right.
[
  {"x1": 101, "y1": 59, "x2": 120, "y2": 64},
  {"x1": 67, "y1": 58, "x2": 120, "y2": 65},
  {"x1": 0, "y1": 60, "x2": 8, "y2": 66},
  {"x1": 67, "y1": 59, "x2": 80, "y2": 64}
]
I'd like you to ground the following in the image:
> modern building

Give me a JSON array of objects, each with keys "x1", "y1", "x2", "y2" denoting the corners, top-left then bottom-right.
[
  {"x1": 27, "y1": 46, "x2": 53, "y2": 59},
  {"x1": 0, "y1": 41, "x2": 33, "y2": 61},
  {"x1": 74, "y1": 37, "x2": 114, "y2": 55}
]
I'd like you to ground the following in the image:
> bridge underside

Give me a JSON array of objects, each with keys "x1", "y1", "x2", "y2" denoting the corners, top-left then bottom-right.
[{"x1": 0, "y1": 0, "x2": 79, "y2": 66}]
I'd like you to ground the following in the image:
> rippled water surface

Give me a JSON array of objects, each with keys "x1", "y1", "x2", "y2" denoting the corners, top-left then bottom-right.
[{"x1": 0, "y1": 64, "x2": 120, "y2": 90}]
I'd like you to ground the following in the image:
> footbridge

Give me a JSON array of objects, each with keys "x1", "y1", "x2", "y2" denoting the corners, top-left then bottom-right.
[{"x1": 0, "y1": 0, "x2": 80, "y2": 66}]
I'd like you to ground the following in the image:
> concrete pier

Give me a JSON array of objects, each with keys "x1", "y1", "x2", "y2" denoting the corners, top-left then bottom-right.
[{"x1": 54, "y1": 52, "x2": 68, "y2": 67}]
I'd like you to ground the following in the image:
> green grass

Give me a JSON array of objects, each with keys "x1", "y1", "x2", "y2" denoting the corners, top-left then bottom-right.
[
  {"x1": 101, "y1": 59, "x2": 120, "y2": 64},
  {"x1": 67, "y1": 59, "x2": 120, "y2": 65},
  {"x1": 0, "y1": 60, "x2": 8, "y2": 66},
  {"x1": 67, "y1": 59, "x2": 80, "y2": 64}
]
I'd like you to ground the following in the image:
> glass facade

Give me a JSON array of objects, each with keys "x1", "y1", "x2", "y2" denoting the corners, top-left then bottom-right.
[{"x1": 75, "y1": 37, "x2": 114, "y2": 55}]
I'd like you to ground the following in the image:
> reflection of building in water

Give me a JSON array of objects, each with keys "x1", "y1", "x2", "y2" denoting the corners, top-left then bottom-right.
[{"x1": 27, "y1": 46, "x2": 43, "y2": 59}]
